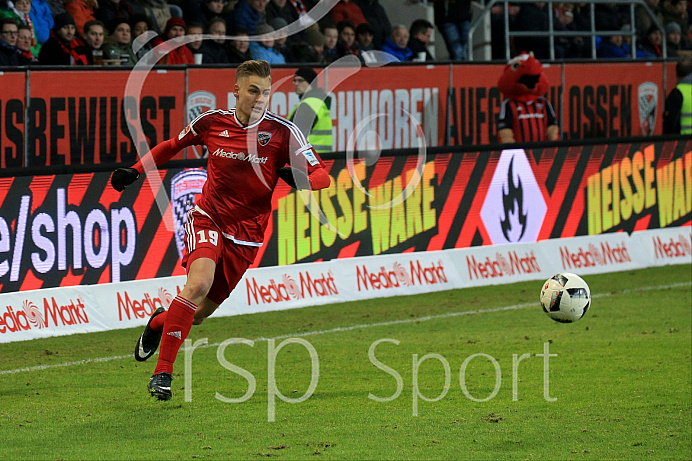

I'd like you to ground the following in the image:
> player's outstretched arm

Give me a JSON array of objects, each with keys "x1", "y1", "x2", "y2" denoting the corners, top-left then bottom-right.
[
  {"x1": 110, "y1": 137, "x2": 189, "y2": 192},
  {"x1": 277, "y1": 166, "x2": 330, "y2": 191}
]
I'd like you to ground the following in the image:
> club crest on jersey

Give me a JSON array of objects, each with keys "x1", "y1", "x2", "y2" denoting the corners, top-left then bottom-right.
[{"x1": 258, "y1": 131, "x2": 272, "y2": 146}]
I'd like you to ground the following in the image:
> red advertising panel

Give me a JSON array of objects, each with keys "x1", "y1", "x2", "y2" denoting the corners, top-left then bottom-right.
[
  {"x1": 448, "y1": 63, "x2": 562, "y2": 146},
  {"x1": 324, "y1": 64, "x2": 449, "y2": 151},
  {"x1": 187, "y1": 65, "x2": 448, "y2": 152},
  {"x1": 563, "y1": 62, "x2": 664, "y2": 140},
  {"x1": 0, "y1": 72, "x2": 26, "y2": 168},
  {"x1": 27, "y1": 70, "x2": 186, "y2": 166},
  {"x1": 1, "y1": 139, "x2": 688, "y2": 292}
]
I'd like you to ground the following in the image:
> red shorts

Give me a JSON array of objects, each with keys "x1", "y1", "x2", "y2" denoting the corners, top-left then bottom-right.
[{"x1": 182, "y1": 209, "x2": 260, "y2": 305}]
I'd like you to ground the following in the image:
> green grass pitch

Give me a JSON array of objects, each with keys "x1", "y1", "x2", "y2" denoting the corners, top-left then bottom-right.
[{"x1": 1, "y1": 265, "x2": 690, "y2": 460}]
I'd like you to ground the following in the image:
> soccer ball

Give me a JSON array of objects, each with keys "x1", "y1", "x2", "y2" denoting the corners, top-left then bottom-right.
[{"x1": 540, "y1": 273, "x2": 591, "y2": 323}]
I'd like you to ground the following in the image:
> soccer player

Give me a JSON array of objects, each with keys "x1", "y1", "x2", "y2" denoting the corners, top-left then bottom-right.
[{"x1": 110, "y1": 59, "x2": 331, "y2": 400}]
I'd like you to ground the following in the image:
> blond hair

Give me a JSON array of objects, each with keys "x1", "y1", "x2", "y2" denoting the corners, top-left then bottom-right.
[{"x1": 235, "y1": 60, "x2": 272, "y2": 82}]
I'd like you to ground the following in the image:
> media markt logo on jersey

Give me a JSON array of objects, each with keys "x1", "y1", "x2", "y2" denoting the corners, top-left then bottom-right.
[
  {"x1": 171, "y1": 168, "x2": 208, "y2": 259},
  {"x1": 638, "y1": 82, "x2": 658, "y2": 136},
  {"x1": 187, "y1": 91, "x2": 216, "y2": 158},
  {"x1": 480, "y1": 149, "x2": 547, "y2": 245}
]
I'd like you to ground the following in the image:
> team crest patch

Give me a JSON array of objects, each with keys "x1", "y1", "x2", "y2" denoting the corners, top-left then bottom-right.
[{"x1": 258, "y1": 131, "x2": 272, "y2": 146}]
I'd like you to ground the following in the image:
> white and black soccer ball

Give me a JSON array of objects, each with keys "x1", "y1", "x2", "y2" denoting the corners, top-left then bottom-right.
[{"x1": 540, "y1": 273, "x2": 591, "y2": 323}]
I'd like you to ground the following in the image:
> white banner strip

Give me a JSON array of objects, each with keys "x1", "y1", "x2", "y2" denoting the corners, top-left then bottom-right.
[{"x1": 1, "y1": 227, "x2": 690, "y2": 343}]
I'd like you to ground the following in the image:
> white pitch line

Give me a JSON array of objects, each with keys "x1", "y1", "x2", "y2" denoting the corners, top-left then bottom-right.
[{"x1": 1, "y1": 281, "x2": 689, "y2": 376}]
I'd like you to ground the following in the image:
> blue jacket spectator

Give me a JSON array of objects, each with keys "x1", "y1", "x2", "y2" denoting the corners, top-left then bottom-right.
[
  {"x1": 249, "y1": 23, "x2": 285, "y2": 64},
  {"x1": 31, "y1": 0, "x2": 53, "y2": 44},
  {"x1": 233, "y1": 0, "x2": 265, "y2": 35},
  {"x1": 598, "y1": 35, "x2": 631, "y2": 59},
  {"x1": 380, "y1": 26, "x2": 412, "y2": 62}
]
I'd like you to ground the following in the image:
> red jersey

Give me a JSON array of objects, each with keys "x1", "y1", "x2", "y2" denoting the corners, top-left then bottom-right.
[
  {"x1": 137, "y1": 109, "x2": 327, "y2": 247},
  {"x1": 497, "y1": 97, "x2": 557, "y2": 143}
]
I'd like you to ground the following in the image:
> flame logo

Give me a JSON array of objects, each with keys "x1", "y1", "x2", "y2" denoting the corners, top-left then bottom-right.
[
  {"x1": 589, "y1": 244, "x2": 604, "y2": 265},
  {"x1": 158, "y1": 288, "x2": 174, "y2": 306},
  {"x1": 22, "y1": 300, "x2": 46, "y2": 329},
  {"x1": 283, "y1": 274, "x2": 302, "y2": 299},
  {"x1": 393, "y1": 262, "x2": 411, "y2": 286},
  {"x1": 500, "y1": 157, "x2": 527, "y2": 242},
  {"x1": 497, "y1": 253, "x2": 511, "y2": 274}
]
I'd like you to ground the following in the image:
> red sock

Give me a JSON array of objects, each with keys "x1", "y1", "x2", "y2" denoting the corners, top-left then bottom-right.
[
  {"x1": 154, "y1": 295, "x2": 196, "y2": 375},
  {"x1": 150, "y1": 311, "x2": 167, "y2": 332}
]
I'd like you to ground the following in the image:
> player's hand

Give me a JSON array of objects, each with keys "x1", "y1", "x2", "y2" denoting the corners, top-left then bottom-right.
[
  {"x1": 111, "y1": 168, "x2": 140, "y2": 192},
  {"x1": 277, "y1": 167, "x2": 310, "y2": 190}
]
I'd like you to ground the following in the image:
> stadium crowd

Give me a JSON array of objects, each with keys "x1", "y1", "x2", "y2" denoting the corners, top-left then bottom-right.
[{"x1": 0, "y1": 0, "x2": 690, "y2": 66}]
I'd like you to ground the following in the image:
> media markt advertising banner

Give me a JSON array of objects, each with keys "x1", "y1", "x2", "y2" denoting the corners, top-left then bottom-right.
[{"x1": 0, "y1": 139, "x2": 689, "y2": 293}]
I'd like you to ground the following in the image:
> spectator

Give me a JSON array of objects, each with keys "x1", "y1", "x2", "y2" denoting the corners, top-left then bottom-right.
[
  {"x1": 103, "y1": 17, "x2": 138, "y2": 64},
  {"x1": 38, "y1": 12, "x2": 88, "y2": 64},
  {"x1": 226, "y1": 26, "x2": 251, "y2": 63},
  {"x1": 635, "y1": 0, "x2": 665, "y2": 39},
  {"x1": 662, "y1": 58, "x2": 692, "y2": 134},
  {"x1": 130, "y1": 0, "x2": 171, "y2": 33},
  {"x1": 16, "y1": 23, "x2": 38, "y2": 61},
  {"x1": 186, "y1": 0, "x2": 226, "y2": 30},
  {"x1": 380, "y1": 24, "x2": 411, "y2": 62},
  {"x1": 30, "y1": 0, "x2": 54, "y2": 45},
  {"x1": 130, "y1": 13, "x2": 153, "y2": 59},
  {"x1": 232, "y1": 0, "x2": 265, "y2": 35},
  {"x1": 353, "y1": 0, "x2": 389, "y2": 49},
  {"x1": 408, "y1": 19, "x2": 433, "y2": 61},
  {"x1": 291, "y1": 26, "x2": 325, "y2": 63},
  {"x1": 662, "y1": 0, "x2": 691, "y2": 49},
  {"x1": 323, "y1": 24, "x2": 338, "y2": 62},
  {"x1": 513, "y1": 2, "x2": 551, "y2": 59},
  {"x1": 0, "y1": 0, "x2": 40, "y2": 55},
  {"x1": 81, "y1": 18, "x2": 105, "y2": 63},
  {"x1": 490, "y1": 3, "x2": 520, "y2": 60},
  {"x1": 433, "y1": 0, "x2": 472, "y2": 61},
  {"x1": 638, "y1": 24, "x2": 663, "y2": 58},
  {"x1": 248, "y1": 22, "x2": 285, "y2": 63},
  {"x1": 153, "y1": 16, "x2": 194, "y2": 64},
  {"x1": 594, "y1": 2, "x2": 624, "y2": 32},
  {"x1": 64, "y1": 0, "x2": 97, "y2": 36},
  {"x1": 331, "y1": 0, "x2": 366, "y2": 28},
  {"x1": 620, "y1": 24, "x2": 644, "y2": 58},
  {"x1": 95, "y1": 0, "x2": 135, "y2": 28},
  {"x1": 0, "y1": 17, "x2": 29, "y2": 65},
  {"x1": 665, "y1": 21, "x2": 686, "y2": 56},
  {"x1": 45, "y1": 0, "x2": 65, "y2": 16},
  {"x1": 288, "y1": 66, "x2": 333, "y2": 153},
  {"x1": 335, "y1": 19, "x2": 358, "y2": 58},
  {"x1": 185, "y1": 21, "x2": 203, "y2": 63},
  {"x1": 193, "y1": 17, "x2": 229, "y2": 64},
  {"x1": 269, "y1": 17, "x2": 296, "y2": 61},
  {"x1": 597, "y1": 32, "x2": 630, "y2": 59},
  {"x1": 552, "y1": 2, "x2": 583, "y2": 59},
  {"x1": 265, "y1": 0, "x2": 293, "y2": 29},
  {"x1": 355, "y1": 22, "x2": 374, "y2": 51}
]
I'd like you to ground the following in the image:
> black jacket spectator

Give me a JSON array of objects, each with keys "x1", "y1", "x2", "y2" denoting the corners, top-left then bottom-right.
[
  {"x1": 199, "y1": 40, "x2": 229, "y2": 64},
  {"x1": 95, "y1": 0, "x2": 135, "y2": 27},
  {"x1": 513, "y1": 2, "x2": 550, "y2": 59},
  {"x1": 38, "y1": 12, "x2": 88, "y2": 65},
  {"x1": 0, "y1": 39, "x2": 29, "y2": 66},
  {"x1": 353, "y1": 0, "x2": 389, "y2": 49}
]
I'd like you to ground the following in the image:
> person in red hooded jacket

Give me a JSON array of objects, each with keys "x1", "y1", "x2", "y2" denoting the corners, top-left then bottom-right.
[
  {"x1": 154, "y1": 16, "x2": 194, "y2": 65},
  {"x1": 497, "y1": 52, "x2": 559, "y2": 143}
]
